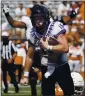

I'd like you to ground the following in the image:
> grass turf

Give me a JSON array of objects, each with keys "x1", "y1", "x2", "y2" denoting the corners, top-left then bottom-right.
[{"x1": 2, "y1": 85, "x2": 41, "y2": 96}]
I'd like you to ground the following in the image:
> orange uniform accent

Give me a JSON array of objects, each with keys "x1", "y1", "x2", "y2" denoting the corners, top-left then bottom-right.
[
  {"x1": 55, "y1": 85, "x2": 64, "y2": 96},
  {"x1": 79, "y1": 2, "x2": 85, "y2": 20},
  {"x1": 26, "y1": 8, "x2": 31, "y2": 16},
  {"x1": 80, "y1": 72, "x2": 85, "y2": 79},
  {"x1": 14, "y1": 56, "x2": 23, "y2": 65}
]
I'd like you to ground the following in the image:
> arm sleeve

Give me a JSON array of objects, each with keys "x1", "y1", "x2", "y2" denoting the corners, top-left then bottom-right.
[
  {"x1": 27, "y1": 31, "x2": 35, "y2": 46},
  {"x1": 52, "y1": 21, "x2": 66, "y2": 38},
  {"x1": 21, "y1": 16, "x2": 32, "y2": 29}
]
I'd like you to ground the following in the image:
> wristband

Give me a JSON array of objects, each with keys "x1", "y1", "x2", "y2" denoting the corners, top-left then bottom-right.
[
  {"x1": 47, "y1": 45, "x2": 53, "y2": 50},
  {"x1": 24, "y1": 72, "x2": 29, "y2": 77}
]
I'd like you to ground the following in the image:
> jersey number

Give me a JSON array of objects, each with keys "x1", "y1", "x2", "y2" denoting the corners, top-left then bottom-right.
[{"x1": 58, "y1": 23, "x2": 64, "y2": 29}]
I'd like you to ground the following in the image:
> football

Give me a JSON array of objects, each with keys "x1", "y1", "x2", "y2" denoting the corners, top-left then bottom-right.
[
  {"x1": 42, "y1": 36, "x2": 59, "y2": 45},
  {"x1": 55, "y1": 85, "x2": 64, "y2": 96}
]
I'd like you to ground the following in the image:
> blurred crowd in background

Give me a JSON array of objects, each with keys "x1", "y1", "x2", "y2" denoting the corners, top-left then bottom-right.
[{"x1": 1, "y1": 0, "x2": 85, "y2": 86}]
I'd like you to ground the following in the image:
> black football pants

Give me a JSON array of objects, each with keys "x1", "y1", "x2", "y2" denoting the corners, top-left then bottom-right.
[
  {"x1": 1, "y1": 59, "x2": 18, "y2": 90},
  {"x1": 41, "y1": 64, "x2": 74, "y2": 96}
]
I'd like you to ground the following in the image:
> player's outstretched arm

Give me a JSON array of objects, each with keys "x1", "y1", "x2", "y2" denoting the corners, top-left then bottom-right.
[
  {"x1": 3, "y1": 4, "x2": 26, "y2": 28},
  {"x1": 24, "y1": 44, "x2": 34, "y2": 73},
  {"x1": 20, "y1": 44, "x2": 34, "y2": 85}
]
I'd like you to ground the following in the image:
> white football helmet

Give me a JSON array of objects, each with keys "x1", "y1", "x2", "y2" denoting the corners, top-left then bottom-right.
[{"x1": 71, "y1": 72, "x2": 84, "y2": 96}]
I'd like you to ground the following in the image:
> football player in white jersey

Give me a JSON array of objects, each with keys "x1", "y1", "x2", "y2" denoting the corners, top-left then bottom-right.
[{"x1": 3, "y1": 4, "x2": 74, "y2": 96}]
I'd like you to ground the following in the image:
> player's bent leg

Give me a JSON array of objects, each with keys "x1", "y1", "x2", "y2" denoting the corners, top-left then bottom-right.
[
  {"x1": 41, "y1": 66, "x2": 56, "y2": 96},
  {"x1": 41, "y1": 76, "x2": 55, "y2": 96},
  {"x1": 57, "y1": 64, "x2": 74, "y2": 96},
  {"x1": 62, "y1": 77, "x2": 74, "y2": 95},
  {"x1": 29, "y1": 78, "x2": 37, "y2": 96},
  {"x1": 8, "y1": 64, "x2": 19, "y2": 93}
]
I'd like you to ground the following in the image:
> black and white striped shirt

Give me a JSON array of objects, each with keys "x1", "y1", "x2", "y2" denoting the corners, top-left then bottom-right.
[{"x1": 1, "y1": 41, "x2": 16, "y2": 60}]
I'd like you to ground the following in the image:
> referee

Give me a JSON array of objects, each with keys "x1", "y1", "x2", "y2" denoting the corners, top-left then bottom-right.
[{"x1": 1, "y1": 31, "x2": 19, "y2": 93}]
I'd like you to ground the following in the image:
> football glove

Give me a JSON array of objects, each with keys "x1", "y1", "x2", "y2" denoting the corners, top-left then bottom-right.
[{"x1": 3, "y1": 4, "x2": 9, "y2": 14}]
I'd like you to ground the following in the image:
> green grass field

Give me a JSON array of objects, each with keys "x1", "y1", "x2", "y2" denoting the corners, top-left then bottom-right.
[
  {"x1": 1, "y1": 83, "x2": 85, "y2": 96},
  {"x1": 2, "y1": 85, "x2": 41, "y2": 96}
]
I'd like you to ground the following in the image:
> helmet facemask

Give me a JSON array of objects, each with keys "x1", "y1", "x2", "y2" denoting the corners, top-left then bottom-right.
[
  {"x1": 74, "y1": 86, "x2": 84, "y2": 96},
  {"x1": 31, "y1": 5, "x2": 50, "y2": 34},
  {"x1": 33, "y1": 14, "x2": 46, "y2": 29}
]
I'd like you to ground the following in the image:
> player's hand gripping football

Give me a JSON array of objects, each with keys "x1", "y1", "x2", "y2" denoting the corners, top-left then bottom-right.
[{"x1": 40, "y1": 37, "x2": 49, "y2": 50}]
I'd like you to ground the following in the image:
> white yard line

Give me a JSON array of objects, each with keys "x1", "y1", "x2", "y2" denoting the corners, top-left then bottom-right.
[
  {"x1": 2, "y1": 90, "x2": 40, "y2": 93},
  {"x1": 8, "y1": 90, "x2": 31, "y2": 93},
  {"x1": 7, "y1": 84, "x2": 41, "y2": 88}
]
